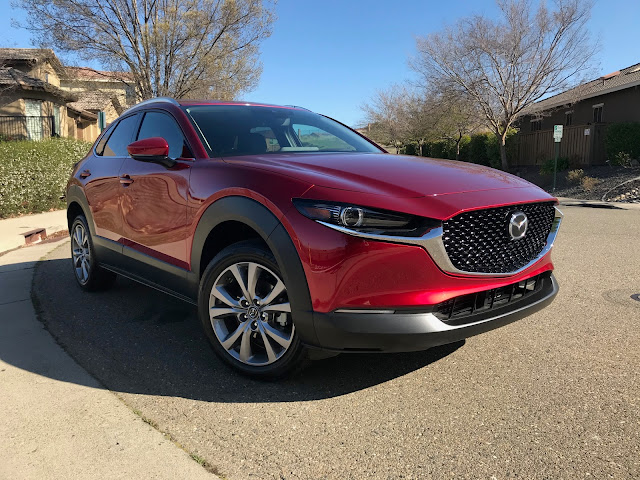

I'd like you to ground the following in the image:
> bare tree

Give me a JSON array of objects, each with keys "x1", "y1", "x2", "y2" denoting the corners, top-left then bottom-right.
[
  {"x1": 430, "y1": 91, "x2": 483, "y2": 160},
  {"x1": 13, "y1": 0, "x2": 276, "y2": 101},
  {"x1": 411, "y1": 0, "x2": 596, "y2": 169},
  {"x1": 361, "y1": 84, "x2": 412, "y2": 152}
]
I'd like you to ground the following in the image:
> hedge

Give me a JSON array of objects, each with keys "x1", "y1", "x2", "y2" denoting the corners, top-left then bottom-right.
[
  {"x1": 605, "y1": 122, "x2": 640, "y2": 165},
  {"x1": 0, "y1": 138, "x2": 92, "y2": 218},
  {"x1": 404, "y1": 130, "x2": 518, "y2": 169}
]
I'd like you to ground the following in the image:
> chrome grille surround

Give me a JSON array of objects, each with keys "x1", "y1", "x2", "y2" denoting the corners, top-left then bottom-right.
[
  {"x1": 441, "y1": 202, "x2": 557, "y2": 274},
  {"x1": 316, "y1": 204, "x2": 563, "y2": 277}
]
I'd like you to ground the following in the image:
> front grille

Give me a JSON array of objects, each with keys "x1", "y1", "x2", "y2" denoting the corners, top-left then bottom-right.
[
  {"x1": 434, "y1": 272, "x2": 549, "y2": 325},
  {"x1": 442, "y1": 202, "x2": 556, "y2": 274}
]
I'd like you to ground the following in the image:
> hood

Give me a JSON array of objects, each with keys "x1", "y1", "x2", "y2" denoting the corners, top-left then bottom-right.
[{"x1": 224, "y1": 152, "x2": 536, "y2": 198}]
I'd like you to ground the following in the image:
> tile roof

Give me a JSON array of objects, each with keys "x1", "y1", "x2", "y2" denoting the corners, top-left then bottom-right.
[
  {"x1": 0, "y1": 48, "x2": 65, "y2": 74},
  {"x1": 0, "y1": 66, "x2": 77, "y2": 101},
  {"x1": 65, "y1": 66, "x2": 133, "y2": 82},
  {"x1": 529, "y1": 62, "x2": 640, "y2": 113},
  {"x1": 68, "y1": 90, "x2": 123, "y2": 113}
]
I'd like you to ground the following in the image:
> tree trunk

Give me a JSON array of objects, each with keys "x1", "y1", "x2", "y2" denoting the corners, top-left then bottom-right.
[{"x1": 499, "y1": 131, "x2": 508, "y2": 170}]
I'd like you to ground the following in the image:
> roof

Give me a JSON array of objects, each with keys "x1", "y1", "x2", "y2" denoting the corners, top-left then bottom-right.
[
  {"x1": 66, "y1": 104, "x2": 98, "y2": 120},
  {"x1": 0, "y1": 66, "x2": 76, "y2": 101},
  {"x1": 178, "y1": 99, "x2": 307, "y2": 109},
  {"x1": 529, "y1": 62, "x2": 640, "y2": 113},
  {"x1": 65, "y1": 66, "x2": 133, "y2": 82},
  {"x1": 68, "y1": 90, "x2": 124, "y2": 114},
  {"x1": 0, "y1": 48, "x2": 65, "y2": 75}
]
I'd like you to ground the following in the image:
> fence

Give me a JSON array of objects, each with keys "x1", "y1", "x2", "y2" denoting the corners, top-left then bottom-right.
[
  {"x1": 516, "y1": 124, "x2": 608, "y2": 166},
  {"x1": 0, "y1": 116, "x2": 56, "y2": 141}
]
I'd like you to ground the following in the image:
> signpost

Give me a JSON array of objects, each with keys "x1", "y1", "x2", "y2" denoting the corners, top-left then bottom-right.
[{"x1": 553, "y1": 125, "x2": 563, "y2": 191}]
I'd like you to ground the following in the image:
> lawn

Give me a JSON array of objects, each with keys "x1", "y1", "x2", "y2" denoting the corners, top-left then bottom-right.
[{"x1": 0, "y1": 138, "x2": 92, "y2": 218}]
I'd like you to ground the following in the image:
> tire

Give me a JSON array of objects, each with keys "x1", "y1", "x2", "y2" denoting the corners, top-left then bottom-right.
[
  {"x1": 70, "y1": 214, "x2": 117, "y2": 291},
  {"x1": 198, "y1": 240, "x2": 309, "y2": 380}
]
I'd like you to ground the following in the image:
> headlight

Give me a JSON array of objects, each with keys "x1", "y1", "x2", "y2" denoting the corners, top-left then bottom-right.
[{"x1": 293, "y1": 199, "x2": 440, "y2": 237}]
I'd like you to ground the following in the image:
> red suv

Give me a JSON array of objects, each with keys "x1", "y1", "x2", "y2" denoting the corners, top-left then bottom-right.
[{"x1": 66, "y1": 98, "x2": 562, "y2": 379}]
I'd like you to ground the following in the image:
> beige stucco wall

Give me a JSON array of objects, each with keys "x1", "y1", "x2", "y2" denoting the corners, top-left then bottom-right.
[
  {"x1": 0, "y1": 90, "x2": 71, "y2": 139},
  {"x1": 0, "y1": 91, "x2": 24, "y2": 115}
]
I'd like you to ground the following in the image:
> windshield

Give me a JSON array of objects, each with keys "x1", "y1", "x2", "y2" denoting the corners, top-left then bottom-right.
[{"x1": 184, "y1": 105, "x2": 382, "y2": 157}]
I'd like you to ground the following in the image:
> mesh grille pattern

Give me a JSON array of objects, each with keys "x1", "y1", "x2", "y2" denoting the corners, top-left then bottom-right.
[{"x1": 442, "y1": 202, "x2": 556, "y2": 274}]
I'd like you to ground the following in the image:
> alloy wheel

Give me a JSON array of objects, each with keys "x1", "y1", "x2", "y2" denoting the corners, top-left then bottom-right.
[
  {"x1": 72, "y1": 223, "x2": 91, "y2": 284},
  {"x1": 209, "y1": 262, "x2": 294, "y2": 366}
]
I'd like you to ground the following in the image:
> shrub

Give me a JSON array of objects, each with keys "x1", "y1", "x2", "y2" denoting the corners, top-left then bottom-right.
[
  {"x1": 539, "y1": 157, "x2": 570, "y2": 175},
  {"x1": 580, "y1": 176, "x2": 600, "y2": 192},
  {"x1": 612, "y1": 151, "x2": 632, "y2": 168},
  {"x1": 0, "y1": 138, "x2": 92, "y2": 218},
  {"x1": 468, "y1": 133, "x2": 492, "y2": 166},
  {"x1": 566, "y1": 169, "x2": 584, "y2": 183},
  {"x1": 605, "y1": 122, "x2": 640, "y2": 163}
]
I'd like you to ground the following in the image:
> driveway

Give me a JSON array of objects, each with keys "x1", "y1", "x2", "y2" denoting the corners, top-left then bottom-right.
[{"x1": 30, "y1": 204, "x2": 640, "y2": 479}]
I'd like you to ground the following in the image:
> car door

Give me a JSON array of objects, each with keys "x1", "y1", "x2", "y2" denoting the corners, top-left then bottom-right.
[
  {"x1": 81, "y1": 113, "x2": 140, "y2": 250},
  {"x1": 118, "y1": 110, "x2": 193, "y2": 293}
]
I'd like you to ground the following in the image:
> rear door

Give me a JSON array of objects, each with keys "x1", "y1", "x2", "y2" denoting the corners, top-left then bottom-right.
[
  {"x1": 81, "y1": 113, "x2": 140, "y2": 249},
  {"x1": 118, "y1": 110, "x2": 194, "y2": 294}
]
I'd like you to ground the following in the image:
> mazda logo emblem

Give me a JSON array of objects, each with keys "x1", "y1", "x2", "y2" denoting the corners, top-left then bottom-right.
[{"x1": 509, "y1": 212, "x2": 528, "y2": 240}]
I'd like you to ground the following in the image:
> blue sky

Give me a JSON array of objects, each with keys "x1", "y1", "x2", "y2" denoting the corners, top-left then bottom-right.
[{"x1": 2, "y1": 0, "x2": 639, "y2": 127}]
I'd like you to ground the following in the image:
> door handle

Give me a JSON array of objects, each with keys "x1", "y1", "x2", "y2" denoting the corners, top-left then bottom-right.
[
  {"x1": 79, "y1": 169, "x2": 91, "y2": 178},
  {"x1": 119, "y1": 174, "x2": 134, "y2": 186}
]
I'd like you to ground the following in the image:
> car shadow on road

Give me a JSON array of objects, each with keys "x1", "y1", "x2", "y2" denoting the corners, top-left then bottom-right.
[{"x1": 15, "y1": 253, "x2": 463, "y2": 403}]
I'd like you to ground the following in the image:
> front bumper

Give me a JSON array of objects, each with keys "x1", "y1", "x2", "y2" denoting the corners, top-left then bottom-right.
[{"x1": 307, "y1": 273, "x2": 558, "y2": 352}]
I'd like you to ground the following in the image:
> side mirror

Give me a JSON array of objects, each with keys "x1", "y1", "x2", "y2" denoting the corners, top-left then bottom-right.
[{"x1": 127, "y1": 137, "x2": 176, "y2": 167}]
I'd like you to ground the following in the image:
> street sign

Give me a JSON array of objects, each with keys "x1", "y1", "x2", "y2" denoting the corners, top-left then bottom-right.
[{"x1": 553, "y1": 124, "x2": 563, "y2": 143}]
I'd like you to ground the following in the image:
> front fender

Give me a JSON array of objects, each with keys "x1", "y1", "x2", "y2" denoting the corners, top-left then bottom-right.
[{"x1": 189, "y1": 196, "x2": 318, "y2": 346}]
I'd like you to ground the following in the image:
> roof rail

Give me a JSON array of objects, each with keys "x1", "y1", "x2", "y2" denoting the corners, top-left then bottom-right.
[
  {"x1": 121, "y1": 96, "x2": 180, "y2": 115},
  {"x1": 134, "y1": 97, "x2": 179, "y2": 107},
  {"x1": 284, "y1": 104, "x2": 311, "y2": 111}
]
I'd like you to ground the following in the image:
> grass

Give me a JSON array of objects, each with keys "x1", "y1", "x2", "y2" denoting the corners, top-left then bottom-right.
[{"x1": 0, "y1": 138, "x2": 92, "y2": 218}]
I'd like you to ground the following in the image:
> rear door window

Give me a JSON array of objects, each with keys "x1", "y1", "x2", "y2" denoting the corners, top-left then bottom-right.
[{"x1": 103, "y1": 114, "x2": 140, "y2": 157}]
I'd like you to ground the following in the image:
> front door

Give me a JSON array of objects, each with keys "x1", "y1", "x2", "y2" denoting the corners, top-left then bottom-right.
[{"x1": 118, "y1": 110, "x2": 193, "y2": 287}]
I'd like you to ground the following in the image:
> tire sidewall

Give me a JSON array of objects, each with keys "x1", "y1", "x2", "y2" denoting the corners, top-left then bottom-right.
[
  {"x1": 70, "y1": 215, "x2": 98, "y2": 289},
  {"x1": 198, "y1": 241, "x2": 306, "y2": 379},
  {"x1": 70, "y1": 214, "x2": 115, "y2": 291}
]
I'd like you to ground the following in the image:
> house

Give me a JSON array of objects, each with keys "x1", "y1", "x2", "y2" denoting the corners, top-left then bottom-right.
[
  {"x1": 0, "y1": 48, "x2": 93, "y2": 140},
  {"x1": 0, "y1": 48, "x2": 135, "y2": 141},
  {"x1": 62, "y1": 66, "x2": 135, "y2": 126},
  {"x1": 516, "y1": 62, "x2": 640, "y2": 166}
]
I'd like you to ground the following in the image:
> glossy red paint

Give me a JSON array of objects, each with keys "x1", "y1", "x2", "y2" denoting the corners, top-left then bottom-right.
[
  {"x1": 70, "y1": 98, "x2": 559, "y2": 319},
  {"x1": 119, "y1": 157, "x2": 192, "y2": 268},
  {"x1": 127, "y1": 137, "x2": 170, "y2": 158},
  {"x1": 282, "y1": 206, "x2": 554, "y2": 312}
]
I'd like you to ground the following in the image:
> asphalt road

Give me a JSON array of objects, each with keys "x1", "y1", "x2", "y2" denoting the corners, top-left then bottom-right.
[{"x1": 32, "y1": 204, "x2": 640, "y2": 479}]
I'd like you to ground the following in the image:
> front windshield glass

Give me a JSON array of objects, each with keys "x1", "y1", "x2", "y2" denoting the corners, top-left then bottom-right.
[{"x1": 184, "y1": 105, "x2": 381, "y2": 157}]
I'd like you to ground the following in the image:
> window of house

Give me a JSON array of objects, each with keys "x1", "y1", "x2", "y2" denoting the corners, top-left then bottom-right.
[
  {"x1": 137, "y1": 111, "x2": 191, "y2": 159},
  {"x1": 531, "y1": 119, "x2": 542, "y2": 132},
  {"x1": 593, "y1": 104, "x2": 604, "y2": 123},
  {"x1": 565, "y1": 111, "x2": 573, "y2": 126},
  {"x1": 102, "y1": 114, "x2": 139, "y2": 157}
]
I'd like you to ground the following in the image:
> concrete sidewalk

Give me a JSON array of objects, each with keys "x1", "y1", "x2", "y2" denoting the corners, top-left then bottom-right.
[
  {"x1": 0, "y1": 210, "x2": 68, "y2": 253},
  {"x1": 0, "y1": 239, "x2": 215, "y2": 479}
]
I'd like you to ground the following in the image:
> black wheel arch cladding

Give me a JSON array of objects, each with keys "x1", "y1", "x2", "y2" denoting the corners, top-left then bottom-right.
[{"x1": 191, "y1": 196, "x2": 319, "y2": 346}]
